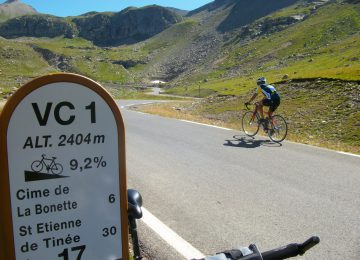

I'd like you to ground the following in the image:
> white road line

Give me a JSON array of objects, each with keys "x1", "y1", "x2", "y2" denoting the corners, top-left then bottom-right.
[
  {"x1": 180, "y1": 119, "x2": 232, "y2": 131},
  {"x1": 141, "y1": 207, "x2": 205, "y2": 260},
  {"x1": 126, "y1": 110, "x2": 149, "y2": 116},
  {"x1": 120, "y1": 102, "x2": 154, "y2": 109},
  {"x1": 285, "y1": 140, "x2": 360, "y2": 158},
  {"x1": 337, "y1": 151, "x2": 360, "y2": 158}
]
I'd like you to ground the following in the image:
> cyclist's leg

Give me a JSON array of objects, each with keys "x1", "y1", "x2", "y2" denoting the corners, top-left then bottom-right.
[
  {"x1": 260, "y1": 99, "x2": 271, "y2": 121},
  {"x1": 269, "y1": 96, "x2": 280, "y2": 117},
  {"x1": 256, "y1": 99, "x2": 267, "y2": 119},
  {"x1": 268, "y1": 105, "x2": 274, "y2": 119},
  {"x1": 269, "y1": 98, "x2": 280, "y2": 133},
  {"x1": 256, "y1": 100, "x2": 269, "y2": 131}
]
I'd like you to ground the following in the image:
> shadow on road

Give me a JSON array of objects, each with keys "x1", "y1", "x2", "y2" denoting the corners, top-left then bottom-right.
[{"x1": 224, "y1": 135, "x2": 282, "y2": 148}]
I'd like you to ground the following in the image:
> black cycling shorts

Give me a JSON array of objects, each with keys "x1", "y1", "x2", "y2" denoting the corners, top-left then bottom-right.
[{"x1": 262, "y1": 94, "x2": 280, "y2": 112}]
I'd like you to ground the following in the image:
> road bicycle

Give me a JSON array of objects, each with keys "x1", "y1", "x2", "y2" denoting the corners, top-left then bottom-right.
[
  {"x1": 127, "y1": 189, "x2": 319, "y2": 260},
  {"x1": 31, "y1": 154, "x2": 63, "y2": 174},
  {"x1": 242, "y1": 103, "x2": 288, "y2": 143}
]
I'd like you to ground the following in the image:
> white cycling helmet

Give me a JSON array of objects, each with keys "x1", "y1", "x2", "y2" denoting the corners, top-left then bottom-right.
[{"x1": 256, "y1": 77, "x2": 266, "y2": 85}]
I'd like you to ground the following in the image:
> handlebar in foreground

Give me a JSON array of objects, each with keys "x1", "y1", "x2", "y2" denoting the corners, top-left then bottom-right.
[
  {"x1": 241, "y1": 236, "x2": 320, "y2": 260},
  {"x1": 197, "y1": 236, "x2": 320, "y2": 260}
]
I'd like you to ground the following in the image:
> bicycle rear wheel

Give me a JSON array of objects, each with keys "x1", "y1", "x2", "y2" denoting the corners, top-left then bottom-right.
[
  {"x1": 268, "y1": 115, "x2": 288, "y2": 143},
  {"x1": 31, "y1": 160, "x2": 43, "y2": 173},
  {"x1": 242, "y1": 111, "x2": 259, "y2": 137}
]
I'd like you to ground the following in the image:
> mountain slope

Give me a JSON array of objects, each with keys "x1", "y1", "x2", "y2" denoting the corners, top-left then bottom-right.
[
  {"x1": 126, "y1": 0, "x2": 305, "y2": 82},
  {"x1": 139, "y1": 0, "x2": 359, "y2": 87},
  {"x1": 216, "y1": 0, "x2": 360, "y2": 82},
  {"x1": 187, "y1": 0, "x2": 300, "y2": 32}
]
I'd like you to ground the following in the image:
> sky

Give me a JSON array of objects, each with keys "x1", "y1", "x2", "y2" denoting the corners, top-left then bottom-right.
[{"x1": 5, "y1": 0, "x2": 214, "y2": 17}]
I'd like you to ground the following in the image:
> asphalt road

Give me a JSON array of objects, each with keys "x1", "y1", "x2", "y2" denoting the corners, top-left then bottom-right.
[{"x1": 117, "y1": 100, "x2": 360, "y2": 260}]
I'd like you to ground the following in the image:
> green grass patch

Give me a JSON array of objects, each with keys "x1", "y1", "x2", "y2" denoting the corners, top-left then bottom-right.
[{"x1": 0, "y1": 38, "x2": 54, "y2": 98}]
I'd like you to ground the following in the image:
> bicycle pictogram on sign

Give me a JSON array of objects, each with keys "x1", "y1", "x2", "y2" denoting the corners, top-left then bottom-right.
[{"x1": 31, "y1": 154, "x2": 63, "y2": 175}]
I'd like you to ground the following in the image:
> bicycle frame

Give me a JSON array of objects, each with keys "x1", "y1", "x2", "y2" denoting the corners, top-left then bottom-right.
[
  {"x1": 40, "y1": 156, "x2": 57, "y2": 172},
  {"x1": 247, "y1": 104, "x2": 268, "y2": 131},
  {"x1": 252, "y1": 103, "x2": 271, "y2": 120}
]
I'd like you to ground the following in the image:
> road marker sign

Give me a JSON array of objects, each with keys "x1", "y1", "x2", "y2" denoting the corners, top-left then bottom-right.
[{"x1": 0, "y1": 73, "x2": 129, "y2": 260}]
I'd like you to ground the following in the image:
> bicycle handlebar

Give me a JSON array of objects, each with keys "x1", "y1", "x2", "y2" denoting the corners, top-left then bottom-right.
[
  {"x1": 245, "y1": 102, "x2": 258, "y2": 111},
  {"x1": 242, "y1": 236, "x2": 320, "y2": 260},
  {"x1": 244, "y1": 102, "x2": 252, "y2": 110}
]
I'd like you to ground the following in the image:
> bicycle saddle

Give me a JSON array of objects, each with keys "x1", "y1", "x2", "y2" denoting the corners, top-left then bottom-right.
[{"x1": 128, "y1": 189, "x2": 143, "y2": 220}]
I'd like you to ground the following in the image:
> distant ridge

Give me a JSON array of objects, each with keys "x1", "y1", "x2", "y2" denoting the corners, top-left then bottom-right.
[
  {"x1": 0, "y1": 4, "x2": 183, "y2": 45},
  {"x1": 166, "y1": 7, "x2": 188, "y2": 16},
  {"x1": 72, "y1": 5, "x2": 183, "y2": 46}
]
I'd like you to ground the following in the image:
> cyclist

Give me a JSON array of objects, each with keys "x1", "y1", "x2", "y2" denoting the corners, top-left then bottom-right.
[{"x1": 245, "y1": 77, "x2": 280, "y2": 130}]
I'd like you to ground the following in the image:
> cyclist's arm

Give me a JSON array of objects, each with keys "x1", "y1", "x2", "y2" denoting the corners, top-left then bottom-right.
[
  {"x1": 248, "y1": 93, "x2": 257, "y2": 103},
  {"x1": 247, "y1": 86, "x2": 262, "y2": 103}
]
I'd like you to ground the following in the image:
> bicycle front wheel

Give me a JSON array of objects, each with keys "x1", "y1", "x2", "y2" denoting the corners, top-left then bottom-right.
[
  {"x1": 51, "y1": 163, "x2": 63, "y2": 175},
  {"x1": 242, "y1": 111, "x2": 259, "y2": 137},
  {"x1": 268, "y1": 115, "x2": 288, "y2": 143}
]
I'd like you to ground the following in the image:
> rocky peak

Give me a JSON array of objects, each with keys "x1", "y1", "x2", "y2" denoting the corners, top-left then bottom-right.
[{"x1": 0, "y1": 0, "x2": 37, "y2": 19}]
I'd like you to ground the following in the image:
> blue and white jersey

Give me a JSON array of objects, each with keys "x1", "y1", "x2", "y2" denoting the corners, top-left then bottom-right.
[{"x1": 256, "y1": 84, "x2": 277, "y2": 100}]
